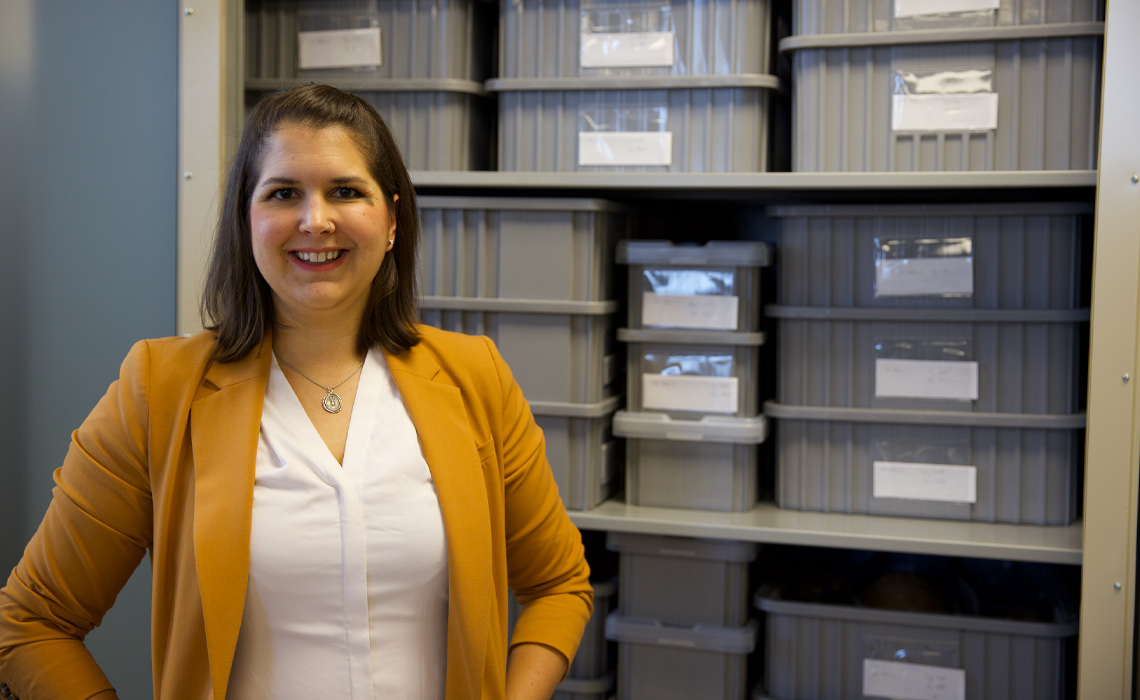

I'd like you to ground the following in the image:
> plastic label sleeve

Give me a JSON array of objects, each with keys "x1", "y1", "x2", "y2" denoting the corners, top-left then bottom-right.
[
  {"x1": 642, "y1": 374, "x2": 738, "y2": 413},
  {"x1": 864, "y1": 658, "x2": 967, "y2": 700},
  {"x1": 896, "y1": 0, "x2": 999, "y2": 18},
  {"x1": 875, "y1": 359, "x2": 979, "y2": 401},
  {"x1": 579, "y1": 132, "x2": 673, "y2": 166},
  {"x1": 642, "y1": 292, "x2": 740, "y2": 330},
  {"x1": 873, "y1": 461, "x2": 978, "y2": 504},
  {"x1": 580, "y1": 31, "x2": 675, "y2": 67},
  {"x1": 876, "y1": 257, "x2": 974, "y2": 297},
  {"x1": 297, "y1": 28, "x2": 382, "y2": 69},
  {"x1": 892, "y1": 93, "x2": 998, "y2": 132}
]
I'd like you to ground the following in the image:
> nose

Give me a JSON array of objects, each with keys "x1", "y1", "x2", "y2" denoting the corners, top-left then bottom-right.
[{"x1": 299, "y1": 195, "x2": 333, "y2": 234}]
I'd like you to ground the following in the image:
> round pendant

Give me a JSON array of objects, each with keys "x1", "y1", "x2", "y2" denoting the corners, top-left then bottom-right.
[{"x1": 322, "y1": 391, "x2": 344, "y2": 413}]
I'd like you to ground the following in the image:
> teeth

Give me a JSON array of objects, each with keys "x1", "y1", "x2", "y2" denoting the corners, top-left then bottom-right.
[{"x1": 296, "y1": 250, "x2": 341, "y2": 263}]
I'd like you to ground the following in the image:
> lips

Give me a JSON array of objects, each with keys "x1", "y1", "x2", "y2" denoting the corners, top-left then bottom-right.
[{"x1": 293, "y1": 250, "x2": 343, "y2": 263}]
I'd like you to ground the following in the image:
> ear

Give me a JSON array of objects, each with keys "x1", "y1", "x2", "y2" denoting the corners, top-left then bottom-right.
[{"x1": 389, "y1": 193, "x2": 399, "y2": 240}]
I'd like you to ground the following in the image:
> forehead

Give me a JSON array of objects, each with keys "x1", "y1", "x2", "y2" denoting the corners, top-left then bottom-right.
[{"x1": 257, "y1": 123, "x2": 373, "y2": 178}]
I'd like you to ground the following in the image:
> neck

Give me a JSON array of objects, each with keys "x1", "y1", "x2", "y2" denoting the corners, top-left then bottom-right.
[{"x1": 272, "y1": 315, "x2": 366, "y2": 375}]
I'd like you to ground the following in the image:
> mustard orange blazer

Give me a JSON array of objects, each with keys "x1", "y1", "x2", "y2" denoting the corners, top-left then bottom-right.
[{"x1": 0, "y1": 326, "x2": 593, "y2": 700}]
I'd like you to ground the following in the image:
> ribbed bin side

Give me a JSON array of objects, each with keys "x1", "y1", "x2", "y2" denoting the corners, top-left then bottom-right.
[
  {"x1": 497, "y1": 87, "x2": 771, "y2": 172},
  {"x1": 793, "y1": 0, "x2": 1103, "y2": 35},
  {"x1": 535, "y1": 412, "x2": 621, "y2": 511},
  {"x1": 775, "y1": 205, "x2": 1088, "y2": 310},
  {"x1": 625, "y1": 437, "x2": 760, "y2": 512},
  {"x1": 618, "y1": 642, "x2": 752, "y2": 700},
  {"x1": 419, "y1": 309, "x2": 617, "y2": 404},
  {"x1": 774, "y1": 417, "x2": 1082, "y2": 524},
  {"x1": 418, "y1": 204, "x2": 624, "y2": 302},
  {"x1": 791, "y1": 36, "x2": 1102, "y2": 172},
  {"x1": 618, "y1": 549, "x2": 753, "y2": 626},
  {"x1": 245, "y1": 0, "x2": 493, "y2": 80},
  {"x1": 775, "y1": 317, "x2": 1085, "y2": 414},
  {"x1": 499, "y1": 0, "x2": 771, "y2": 78}
]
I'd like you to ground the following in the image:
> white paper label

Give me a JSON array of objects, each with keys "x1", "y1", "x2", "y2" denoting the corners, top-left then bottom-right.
[
  {"x1": 892, "y1": 93, "x2": 998, "y2": 132},
  {"x1": 297, "y1": 28, "x2": 382, "y2": 69},
  {"x1": 579, "y1": 132, "x2": 672, "y2": 166},
  {"x1": 864, "y1": 659, "x2": 967, "y2": 700},
  {"x1": 642, "y1": 374, "x2": 738, "y2": 413},
  {"x1": 873, "y1": 461, "x2": 978, "y2": 504},
  {"x1": 875, "y1": 359, "x2": 979, "y2": 401},
  {"x1": 877, "y1": 257, "x2": 974, "y2": 297},
  {"x1": 896, "y1": 0, "x2": 999, "y2": 18},
  {"x1": 642, "y1": 293, "x2": 739, "y2": 330},
  {"x1": 581, "y1": 31, "x2": 675, "y2": 67}
]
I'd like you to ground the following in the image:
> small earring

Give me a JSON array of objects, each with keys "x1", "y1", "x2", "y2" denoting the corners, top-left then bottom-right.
[{"x1": 387, "y1": 239, "x2": 394, "y2": 249}]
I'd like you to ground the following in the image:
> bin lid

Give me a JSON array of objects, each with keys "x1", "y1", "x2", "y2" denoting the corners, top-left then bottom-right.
[
  {"x1": 604, "y1": 612, "x2": 759, "y2": 654},
  {"x1": 618, "y1": 240, "x2": 772, "y2": 267},
  {"x1": 606, "y1": 531, "x2": 760, "y2": 562}
]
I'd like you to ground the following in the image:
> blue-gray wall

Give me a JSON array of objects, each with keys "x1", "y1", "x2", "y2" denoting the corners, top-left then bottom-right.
[{"x1": 0, "y1": 1, "x2": 177, "y2": 697}]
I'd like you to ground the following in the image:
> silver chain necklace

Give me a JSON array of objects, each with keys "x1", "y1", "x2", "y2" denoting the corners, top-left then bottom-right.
[{"x1": 275, "y1": 353, "x2": 365, "y2": 414}]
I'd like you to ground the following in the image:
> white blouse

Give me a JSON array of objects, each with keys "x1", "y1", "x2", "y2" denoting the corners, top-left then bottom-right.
[{"x1": 227, "y1": 351, "x2": 449, "y2": 700}]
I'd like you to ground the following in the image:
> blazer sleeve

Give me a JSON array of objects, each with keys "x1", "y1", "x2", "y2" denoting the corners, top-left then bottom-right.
[
  {"x1": 483, "y1": 337, "x2": 594, "y2": 666},
  {"x1": 0, "y1": 341, "x2": 155, "y2": 699}
]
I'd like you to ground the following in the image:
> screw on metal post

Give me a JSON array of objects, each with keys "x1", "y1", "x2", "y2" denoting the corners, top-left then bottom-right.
[
  {"x1": 1125, "y1": 374, "x2": 1131, "y2": 382},
  {"x1": 185, "y1": 7, "x2": 194, "y2": 14}
]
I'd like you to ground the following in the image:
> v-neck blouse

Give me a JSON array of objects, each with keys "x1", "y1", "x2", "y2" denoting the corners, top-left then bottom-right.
[{"x1": 227, "y1": 351, "x2": 449, "y2": 700}]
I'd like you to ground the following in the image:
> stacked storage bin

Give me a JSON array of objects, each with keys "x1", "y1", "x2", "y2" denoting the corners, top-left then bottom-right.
[
  {"x1": 604, "y1": 533, "x2": 760, "y2": 700},
  {"x1": 489, "y1": 0, "x2": 781, "y2": 172},
  {"x1": 781, "y1": 0, "x2": 1104, "y2": 171},
  {"x1": 417, "y1": 197, "x2": 630, "y2": 510},
  {"x1": 244, "y1": 0, "x2": 494, "y2": 169},
  {"x1": 614, "y1": 241, "x2": 772, "y2": 513},
  {"x1": 766, "y1": 202, "x2": 1091, "y2": 524}
]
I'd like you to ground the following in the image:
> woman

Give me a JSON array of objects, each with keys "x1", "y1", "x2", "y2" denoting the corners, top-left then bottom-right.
[{"x1": 0, "y1": 85, "x2": 592, "y2": 700}]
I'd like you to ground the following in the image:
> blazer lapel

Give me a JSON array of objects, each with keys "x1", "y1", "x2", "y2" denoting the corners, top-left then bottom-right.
[
  {"x1": 190, "y1": 337, "x2": 272, "y2": 700},
  {"x1": 386, "y1": 346, "x2": 493, "y2": 700}
]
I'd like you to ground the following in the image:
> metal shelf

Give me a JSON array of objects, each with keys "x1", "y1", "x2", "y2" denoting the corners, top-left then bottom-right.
[{"x1": 569, "y1": 500, "x2": 1083, "y2": 565}]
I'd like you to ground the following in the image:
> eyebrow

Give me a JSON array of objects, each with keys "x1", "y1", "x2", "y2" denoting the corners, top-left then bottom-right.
[{"x1": 258, "y1": 176, "x2": 371, "y2": 187}]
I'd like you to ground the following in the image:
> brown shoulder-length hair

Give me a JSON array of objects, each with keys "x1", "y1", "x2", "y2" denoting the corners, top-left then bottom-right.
[{"x1": 201, "y1": 84, "x2": 420, "y2": 362}]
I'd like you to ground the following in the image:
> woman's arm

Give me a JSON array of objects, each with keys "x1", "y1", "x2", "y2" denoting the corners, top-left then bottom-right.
[{"x1": 505, "y1": 642, "x2": 568, "y2": 700}]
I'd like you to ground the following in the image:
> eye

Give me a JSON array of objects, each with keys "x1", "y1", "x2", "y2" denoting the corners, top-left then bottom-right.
[
  {"x1": 269, "y1": 188, "x2": 299, "y2": 201},
  {"x1": 332, "y1": 186, "x2": 363, "y2": 199}
]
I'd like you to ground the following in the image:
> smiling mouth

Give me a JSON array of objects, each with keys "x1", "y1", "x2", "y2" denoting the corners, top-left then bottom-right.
[{"x1": 293, "y1": 250, "x2": 343, "y2": 263}]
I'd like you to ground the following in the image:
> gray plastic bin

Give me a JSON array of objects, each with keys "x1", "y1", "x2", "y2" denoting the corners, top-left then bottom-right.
[
  {"x1": 489, "y1": 75, "x2": 779, "y2": 172},
  {"x1": 770, "y1": 306, "x2": 1087, "y2": 415},
  {"x1": 606, "y1": 613, "x2": 759, "y2": 700},
  {"x1": 500, "y1": 0, "x2": 771, "y2": 78},
  {"x1": 419, "y1": 301, "x2": 619, "y2": 405},
  {"x1": 534, "y1": 397, "x2": 623, "y2": 511},
  {"x1": 618, "y1": 240, "x2": 772, "y2": 332},
  {"x1": 419, "y1": 198, "x2": 630, "y2": 303},
  {"x1": 615, "y1": 411, "x2": 768, "y2": 512},
  {"x1": 552, "y1": 675, "x2": 615, "y2": 700},
  {"x1": 793, "y1": 0, "x2": 1103, "y2": 35},
  {"x1": 607, "y1": 532, "x2": 759, "y2": 627},
  {"x1": 245, "y1": 0, "x2": 492, "y2": 81},
  {"x1": 755, "y1": 586, "x2": 1078, "y2": 700},
  {"x1": 782, "y1": 24, "x2": 1103, "y2": 171},
  {"x1": 772, "y1": 202, "x2": 1090, "y2": 310},
  {"x1": 509, "y1": 578, "x2": 618, "y2": 680},
  {"x1": 621, "y1": 328, "x2": 767, "y2": 418},
  {"x1": 768, "y1": 402, "x2": 1083, "y2": 524}
]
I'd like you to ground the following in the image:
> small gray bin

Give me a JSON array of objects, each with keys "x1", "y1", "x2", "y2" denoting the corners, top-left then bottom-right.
[
  {"x1": 615, "y1": 411, "x2": 768, "y2": 512},
  {"x1": 770, "y1": 306, "x2": 1087, "y2": 415},
  {"x1": 755, "y1": 586, "x2": 1078, "y2": 700},
  {"x1": 419, "y1": 197, "x2": 630, "y2": 303},
  {"x1": 618, "y1": 240, "x2": 773, "y2": 332},
  {"x1": 552, "y1": 675, "x2": 615, "y2": 700},
  {"x1": 500, "y1": 0, "x2": 772, "y2": 78},
  {"x1": 420, "y1": 301, "x2": 619, "y2": 405},
  {"x1": 792, "y1": 0, "x2": 1103, "y2": 35},
  {"x1": 490, "y1": 75, "x2": 779, "y2": 172},
  {"x1": 768, "y1": 402, "x2": 1083, "y2": 525},
  {"x1": 782, "y1": 24, "x2": 1103, "y2": 171},
  {"x1": 621, "y1": 328, "x2": 767, "y2": 418},
  {"x1": 772, "y1": 202, "x2": 1090, "y2": 310},
  {"x1": 606, "y1": 613, "x2": 759, "y2": 700},
  {"x1": 535, "y1": 397, "x2": 623, "y2": 511},
  {"x1": 509, "y1": 578, "x2": 618, "y2": 680},
  {"x1": 607, "y1": 532, "x2": 759, "y2": 627}
]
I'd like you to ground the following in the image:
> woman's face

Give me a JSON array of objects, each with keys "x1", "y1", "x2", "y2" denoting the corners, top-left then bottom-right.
[{"x1": 249, "y1": 123, "x2": 397, "y2": 327}]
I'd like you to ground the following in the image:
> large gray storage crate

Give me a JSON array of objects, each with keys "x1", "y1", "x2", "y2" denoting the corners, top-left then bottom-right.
[
  {"x1": 773, "y1": 203, "x2": 1090, "y2": 310},
  {"x1": 783, "y1": 24, "x2": 1103, "y2": 171},
  {"x1": 244, "y1": 0, "x2": 493, "y2": 81},
  {"x1": 755, "y1": 585, "x2": 1077, "y2": 700},
  {"x1": 419, "y1": 197, "x2": 629, "y2": 303},
  {"x1": 419, "y1": 302, "x2": 619, "y2": 405},
  {"x1": 535, "y1": 397, "x2": 623, "y2": 511},
  {"x1": 770, "y1": 306, "x2": 1087, "y2": 415},
  {"x1": 618, "y1": 240, "x2": 773, "y2": 332},
  {"x1": 793, "y1": 0, "x2": 1102, "y2": 35},
  {"x1": 615, "y1": 411, "x2": 768, "y2": 512},
  {"x1": 607, "y1": 532, "x2": 759, "y2": 627},
  {"x1": 500, "y1": 0, "x2": 772, "y2": 78},
  {"x1": 768, "y1": 402, "x2": 1083, "y2": 525},
  {"x1": 606, "y1": 613, "x2": 759, "y2": 700},
  {"x1": 509, "y1": 578, "x2": 618, "y2": 680},
  {"x1": 490, "y1": 75, "x2": 779, "y2": 172},
  {"x1": 622, "y1": 328, "x2": 767, "y2": 418}
]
